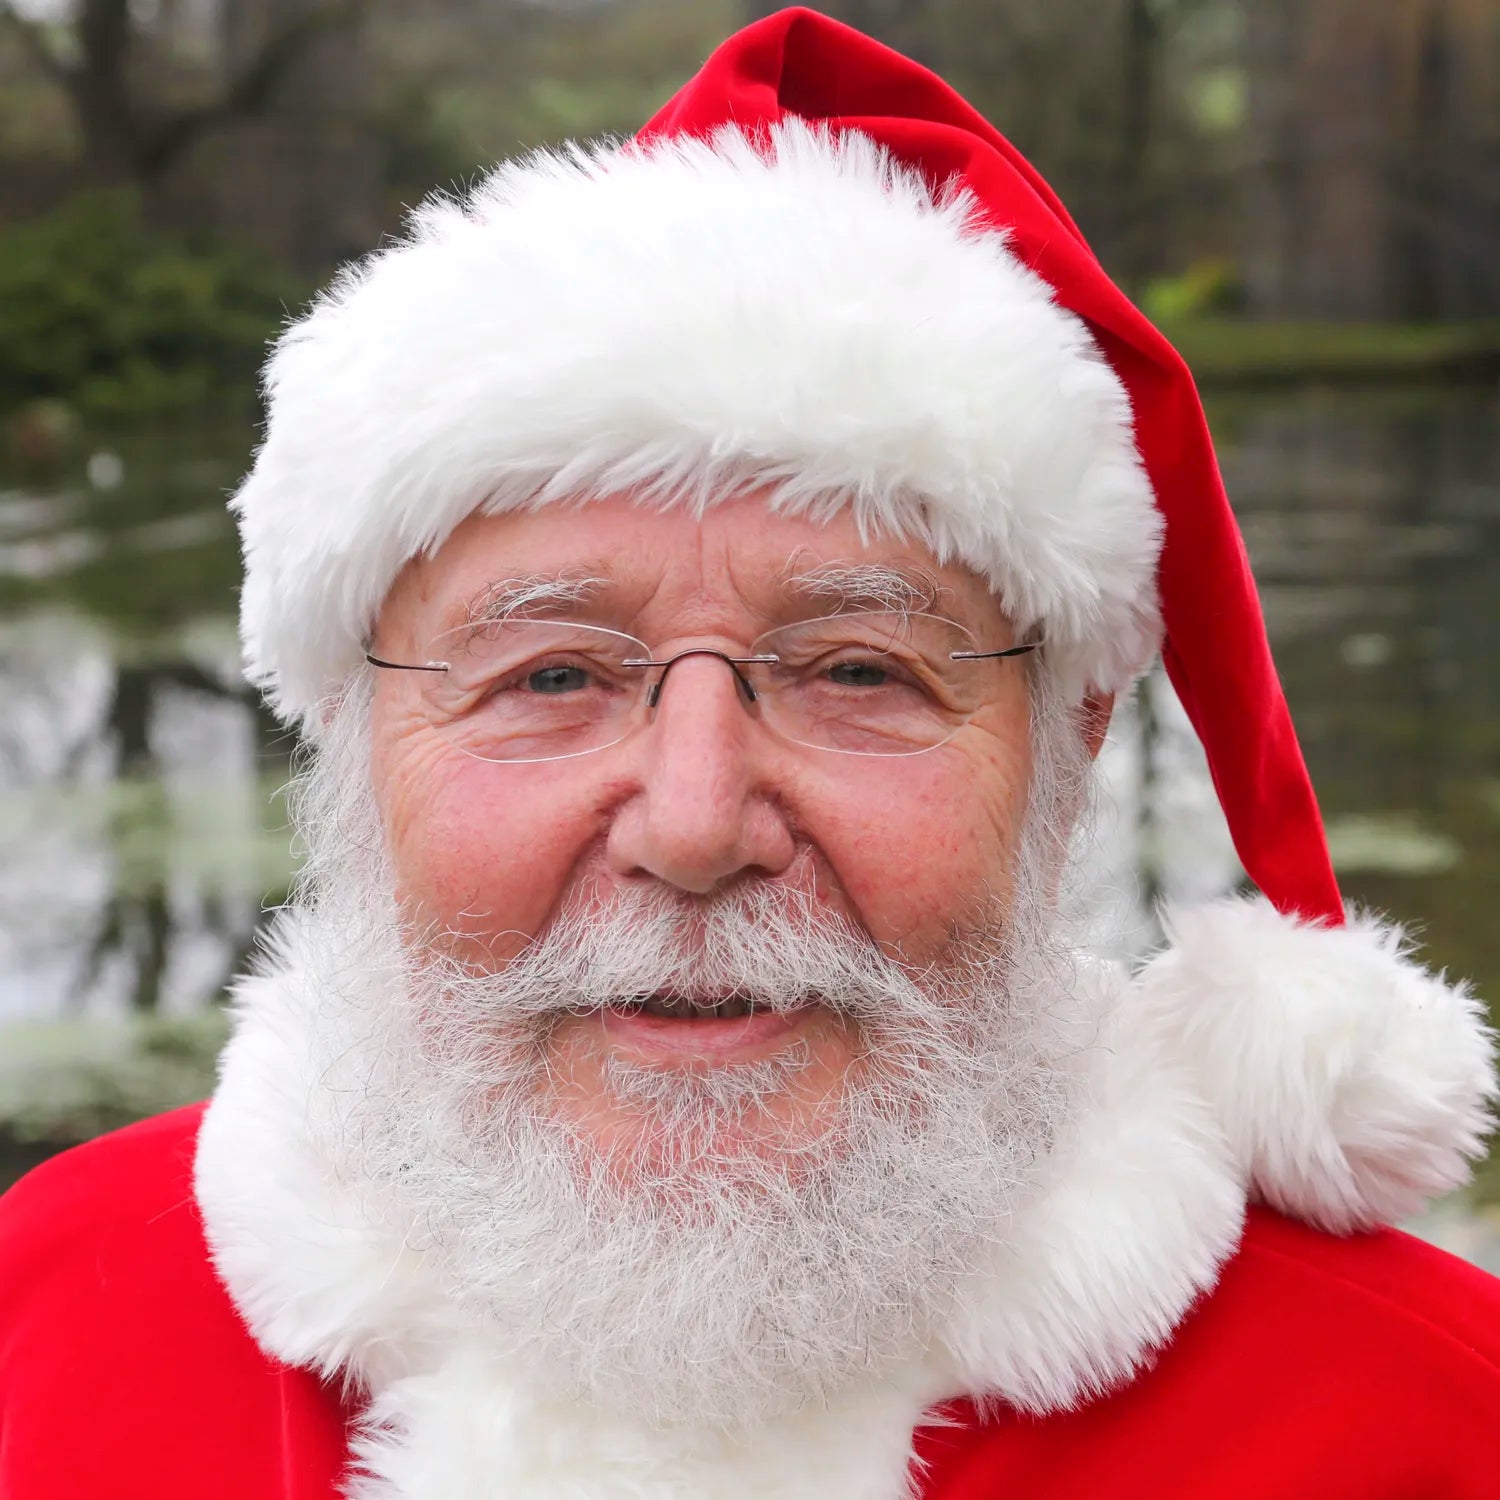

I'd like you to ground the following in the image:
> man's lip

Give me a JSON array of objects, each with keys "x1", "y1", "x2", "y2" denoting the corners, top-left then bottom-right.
[{"x1": 596, "y1": 1000, "x2": 819, "y2": 1063}]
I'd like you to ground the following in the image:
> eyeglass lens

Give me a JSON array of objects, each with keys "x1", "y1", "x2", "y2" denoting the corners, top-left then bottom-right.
[{"x1": 419, "y1": 611, "x2": 1013, "y2": 763}]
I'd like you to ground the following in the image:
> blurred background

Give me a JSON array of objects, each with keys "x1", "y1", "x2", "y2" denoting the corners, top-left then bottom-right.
[{"x1": 0, "y1": 0, "x2": 1496, "y2": 1264}]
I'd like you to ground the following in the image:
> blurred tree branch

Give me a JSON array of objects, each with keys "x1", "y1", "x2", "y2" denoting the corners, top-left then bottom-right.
[
  {"x1": 137, "y1": 2, "x2": 366, "y2": 178},
  {"x1": 0, "y1": 0, "x2": 367, "y2": 185}
]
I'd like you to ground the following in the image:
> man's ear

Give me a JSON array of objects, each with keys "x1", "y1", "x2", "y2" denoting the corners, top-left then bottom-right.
[{"x1": 1078, "y1": 691, "x2": 1115, "y2": 761}]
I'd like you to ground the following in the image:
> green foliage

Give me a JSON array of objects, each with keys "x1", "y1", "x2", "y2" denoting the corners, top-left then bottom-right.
[
  {"x1": 0, "y1": 191, "x2": 308, "y2": 422},
  {"x1": 0, "y1": 1011, "x2": 229, "y2": 1151},
  {"x1": 1162, "y1": 318, "x2": 1500, "y2": 386},
  {"x1": 1142, "y1": 258, "x2": 1244, "y2": 322},
  {"x1": 370, "y1": 0, "x2": 736, "y2": 203}
]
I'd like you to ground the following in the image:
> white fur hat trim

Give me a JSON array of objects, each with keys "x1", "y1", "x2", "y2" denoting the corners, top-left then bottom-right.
[{"x1": 232, "y1": 121, "x2": 1162, "y2": 730}]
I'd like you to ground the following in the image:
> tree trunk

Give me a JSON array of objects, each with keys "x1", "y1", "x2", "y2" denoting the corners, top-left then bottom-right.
[
  {"x1": 208, "y1": 0, "x2": 378, "y2": 270},
  {"x1": 1244, "y1": 0, "x2": 1499, "y2": 320},
  {"x1": 1113, "y1": 0, "x2": 1158, "y2": 297},
  {"x1": 72, "y1": 0, "x2": 139, "y2": 183}
]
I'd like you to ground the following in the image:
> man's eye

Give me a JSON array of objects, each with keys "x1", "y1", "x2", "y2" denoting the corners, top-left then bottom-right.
[
  {"x1": 826, "y1": 659, "x2": 891, "y2": 688},
  {"x1": 525, "y1": 664, "x2": 592, "y2": 694}
]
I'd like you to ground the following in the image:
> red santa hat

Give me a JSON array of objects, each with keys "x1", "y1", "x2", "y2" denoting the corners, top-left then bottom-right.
[{"x1": 231, "y1": 8, "x2": 1492, "y2": 1229}]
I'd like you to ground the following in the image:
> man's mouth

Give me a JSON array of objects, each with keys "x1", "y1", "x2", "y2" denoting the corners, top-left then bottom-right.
[
  {"x1": 611, "y1": 992, "x2": 772, "y2": 1021},
  {"x1": 593, "y1": 993, "x2": 821, "y2": 1063}
]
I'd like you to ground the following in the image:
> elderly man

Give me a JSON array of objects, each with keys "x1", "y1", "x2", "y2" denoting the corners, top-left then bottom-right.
[{"x1": 2, "y1": 9, "x2": 1498, "y2": 1499}]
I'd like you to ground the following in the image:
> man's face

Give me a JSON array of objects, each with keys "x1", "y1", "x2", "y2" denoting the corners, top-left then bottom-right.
[{"x1": 367, "y1": 493, "x2": 1036, "y2": 1173}]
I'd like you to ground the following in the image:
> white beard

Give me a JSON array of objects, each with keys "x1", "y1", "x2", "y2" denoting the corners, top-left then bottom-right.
[{"x1": 276, "y1": 687, "x2": 1095, "y2": 1431}]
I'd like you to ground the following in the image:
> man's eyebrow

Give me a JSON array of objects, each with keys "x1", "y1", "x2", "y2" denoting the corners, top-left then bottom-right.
[
  {"x1": 452, "y1": 561, "x2": 947, "y2": 629},
  {"x1": 783, "y1": 561, "x2": 945, "y2": 615},
  {"x1": 461, "y1": 573, "x2": 609, "y2": 625}
]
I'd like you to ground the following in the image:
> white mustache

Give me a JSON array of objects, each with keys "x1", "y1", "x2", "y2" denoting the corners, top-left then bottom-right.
[{"x1": 421, "y1": 880, "x2": 957, "y2": 1027}]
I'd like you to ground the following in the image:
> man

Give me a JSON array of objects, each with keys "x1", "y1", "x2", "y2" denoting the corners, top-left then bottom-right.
[{"x1": 2, "y1": 9, "x2": 1497, "y2": 1498}]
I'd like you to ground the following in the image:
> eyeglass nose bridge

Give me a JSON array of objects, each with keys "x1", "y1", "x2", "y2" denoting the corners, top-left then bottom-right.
[{"x1": 621, "y1": 647, "x2": 780, "y2": 711}]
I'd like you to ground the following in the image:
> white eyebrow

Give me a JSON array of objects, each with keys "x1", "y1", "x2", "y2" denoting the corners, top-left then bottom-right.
[
  {"x1": 457, "y1": 562, "x2": 944, "y2": 632},
  {"x1": 464, "y1": 573, "x2": 608, "y2": 625},
  {"x1": 785, "y1": 561, "x2": 944, "y2": 615}
]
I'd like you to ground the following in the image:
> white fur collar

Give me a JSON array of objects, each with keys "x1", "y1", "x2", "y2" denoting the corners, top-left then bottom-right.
[{"x1": 195, "y1": 895, "x2": 1491, "y2": 1499}]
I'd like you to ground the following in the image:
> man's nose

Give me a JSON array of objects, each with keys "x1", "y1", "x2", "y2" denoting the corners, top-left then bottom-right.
[{"x1": 604, "y1": 653, "x2": 797, "y2": 894}]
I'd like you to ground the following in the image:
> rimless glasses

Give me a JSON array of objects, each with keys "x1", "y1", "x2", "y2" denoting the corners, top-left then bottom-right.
[{"x1": 366, "y1": 609, "x2": 1038, "y2": 763}]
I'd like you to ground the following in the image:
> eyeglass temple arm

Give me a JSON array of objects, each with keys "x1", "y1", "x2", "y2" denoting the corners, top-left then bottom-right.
[
  {"x1": 364, "y1": 652, "x2": 450, "y2": 673},
  {"x1": 949, "y1": 644, "x2": 1041, "y2": 661}
]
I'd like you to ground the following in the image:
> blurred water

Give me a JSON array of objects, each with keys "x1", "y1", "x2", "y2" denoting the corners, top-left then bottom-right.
[
  {"x1": 0, "y1": 429, "x2": 284, "y2": 1030},
  {"x1": 1, "y1": 390, "x2": 1497, "y2": 1240}
]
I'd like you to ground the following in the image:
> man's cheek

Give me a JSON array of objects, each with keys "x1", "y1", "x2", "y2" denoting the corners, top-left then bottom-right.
[
  {"x1": 850, "y1": 755, "x2": 1026, "y2": 948},
  {"x1": 390, "y1": 776, "x2": 572, "y2": 954},
  {"x1": 824, "y1": 812, "x2": 995, "y2": 954}
]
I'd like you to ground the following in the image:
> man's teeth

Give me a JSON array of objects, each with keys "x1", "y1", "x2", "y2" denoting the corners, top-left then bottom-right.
[{"x1": 633, "y1": 995, "x2": 760, "y2": 1020}]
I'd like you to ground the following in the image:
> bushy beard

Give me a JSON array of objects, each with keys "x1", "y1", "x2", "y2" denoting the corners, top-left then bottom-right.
[{"x1": 290, "y1": 678, "x2": 1094, "y2": 1429}]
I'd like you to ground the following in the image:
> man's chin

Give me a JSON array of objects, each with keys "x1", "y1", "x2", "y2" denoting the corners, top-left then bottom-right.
[
  {"x1": 547, "y1": 1075, "x2": 855, "y2": 1192},
  {"x1": 539, "y1": 1001, "x2": 865, "y2": 1178}
]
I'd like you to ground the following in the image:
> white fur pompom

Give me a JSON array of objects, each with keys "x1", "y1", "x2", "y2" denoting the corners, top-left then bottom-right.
[{"x1": 1133, "y1": 896, "x2": 1496, "y2": 1234}]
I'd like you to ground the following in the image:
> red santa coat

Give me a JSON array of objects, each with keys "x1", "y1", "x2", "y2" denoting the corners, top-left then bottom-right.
[{"x1": 3, "y1": 1103, "x2": 1499, "y2": 1499}]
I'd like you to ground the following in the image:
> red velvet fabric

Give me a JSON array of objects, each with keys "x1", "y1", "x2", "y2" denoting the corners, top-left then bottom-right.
[
  {"x1": 918, "y1": 1216, "x2": 1500, "y2": 1497},
  {"x1": 642, "y1": 8, "x2": 1345, "y2": 927},
  {"x1": 0, "y1": 1106, "x2": 351, "y2": 1498},
  {"x1": 4, "y1": 1106, "x2": 1499, "y2": 1497}
]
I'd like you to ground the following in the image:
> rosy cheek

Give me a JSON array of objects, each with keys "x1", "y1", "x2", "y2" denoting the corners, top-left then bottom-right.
[
  {"x1": 382, "y1": 748, "x2": 601, "y2": 959},
  {"x1": 812, "y1": 753, "x2": 1024, "y2": 956}
]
